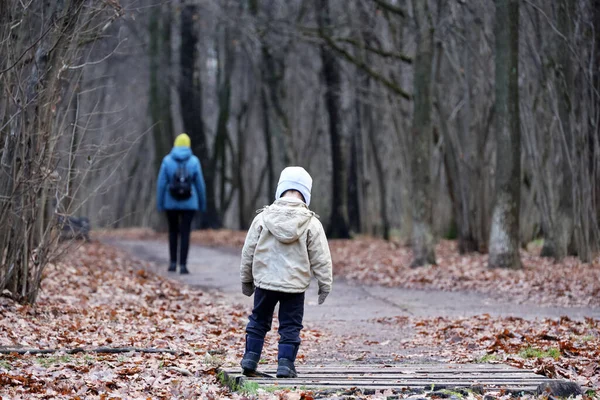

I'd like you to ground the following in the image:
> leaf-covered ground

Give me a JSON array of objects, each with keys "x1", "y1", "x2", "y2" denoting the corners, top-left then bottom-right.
[
  {"x1": 0, "y1": 242, "x2": 321, "y2": 399},
  {"x1": 369, "y1": 314, "x2": 600, "y2": 389},
  {"x1": 330, "y1": 239, "x2": 600, "y2": 308},
  {"x1": 99, "y1": 229, "x2": 600, "y2": 308},
  {"x1": 35, "y1": 231, "x2": 595, "y2": 398}
]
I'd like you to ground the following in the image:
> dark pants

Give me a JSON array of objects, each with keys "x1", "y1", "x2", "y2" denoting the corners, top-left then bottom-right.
[
  {"x1": 246, "y1": 287, "x2": 305, "y2": 345},
  {"x1": 166, "y1": 210, "x2": 195, "y2": 265}
]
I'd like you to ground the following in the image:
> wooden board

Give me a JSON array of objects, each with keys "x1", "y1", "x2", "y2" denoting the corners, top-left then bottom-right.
[{"x1": 219, "y1": 363, "x2": 553, "y2": 394}]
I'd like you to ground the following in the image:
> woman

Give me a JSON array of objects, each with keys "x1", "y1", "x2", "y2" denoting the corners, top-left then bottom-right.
[{"x1": 156, "y1": 133, "x2": 206, "y2": 274}]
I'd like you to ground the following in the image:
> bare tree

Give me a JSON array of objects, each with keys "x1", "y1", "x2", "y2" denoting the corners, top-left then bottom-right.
[
  {"x1": 409, "y1": 0, "x2": 436, "y2": 267},
  {"x1": 434, "y1": 2, "x2": 495, "y2": 254},
  {"x1": 149, "y1": 3, "x2": 173, "y2": 231},
  {"x1": 0, "y1": 0, "x2": 119, "y2": 302},
  {"x1": 6, "y1": 0, "x2": 600, "y2": 287},
  {"x1": 538, "y1": 0, "x2": 575, "y2": 259},
  {"x1": 488, "y1": 0, "x2": 522, "y2": 269},
  {"x1": 317, "y1": 0, "x2": 351, "y2": 238},
  {"x1": 149, "y1": 4, "x2": 174, "y2": 171},
  {"x1": 178, "y1": 4, "x2": 222, "y2": 228}
]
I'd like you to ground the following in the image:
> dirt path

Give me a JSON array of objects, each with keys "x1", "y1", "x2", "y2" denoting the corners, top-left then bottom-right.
[{"x1": 107, "y1": 238, "x2": 600, "y2": 362}]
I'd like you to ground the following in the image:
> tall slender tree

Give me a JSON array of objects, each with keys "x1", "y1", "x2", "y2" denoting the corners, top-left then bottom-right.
[
  {"x1": 409, "y1": 0, "x2": 436, "y2": 267},
  {"x1": 178, "y1": 4, "x2": 221, "y2": 228},
  {"x1": 488, "y1": 0, "x2": 522, "y2": 269},
  {"x1": 149, "y1": 4, "x2": 173, "y2": 231},
  {"x1": 249, "y1": 0, "x2": 276, "y2": 199},
  {"x1": 540, "y1": 0, "x2": 575, "y2": 260},
  {"x1": 317, "y1": 0, "x2": 351, "y2": 239}
]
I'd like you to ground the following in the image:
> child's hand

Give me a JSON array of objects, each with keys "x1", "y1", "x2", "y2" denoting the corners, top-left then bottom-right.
[
  {"x1": 242, "y1": 282, "x2": 255, "y2": 297},
  {"x1": 318, "y1": 285, "x2": 330, "y2": 305}
]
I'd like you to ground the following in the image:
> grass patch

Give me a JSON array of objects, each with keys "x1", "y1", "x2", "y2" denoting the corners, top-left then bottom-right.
[
  {"x1": 238, "y1": 381, "x2": 283, "y2": 394},
  {"x1": 530, "y1": 238, "x2": 544, "y2": 247},
  {"x1": 475, "y1": 354, "x2": 499, "y2": 363},
  {"x1": 261, "y1": 384, "x2": 285, "y2": 393},
  {"x1": 217, "y1": 369, "x2": 284, "y2": 395},
  {"x1": 217, "y1": 370, "x2": 243, "y2": 392},
  {"x1": 217, "y1": 370, "x2": 227, "y2": 385},
  {"x1": 546, "y1": 347, "x2": 561, "y2": 359},
  {"x1": 217, "y1": 370, "x2": 237, "y2": 390},
  {"x1": 36, "y1": 355, "x2": 73, "y2": 368},
  {"x1": 239, "y1": 380, "x2": 260, "y2": 394},
  {"x1": 0, "y1": 359, "x2": 12, "y2": 370},
  {"x1": 83, "y1": 354, "x2": 96, "y2": 364},
  {"x1": 518, "y1": 346, "x2": 560, "y2": 360},
  {"x1": 439, "y1": 389, "x2": 465, "y2": 398}
]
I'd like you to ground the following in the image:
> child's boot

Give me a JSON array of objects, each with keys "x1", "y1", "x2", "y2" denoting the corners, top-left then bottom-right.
[
  {"x1": 179, "y1": 264, "x2": 189, "y2": 274},
  {"x1": 168, "y1": 262, "x2": 177, "y2": 272},
  {"x1": 241, "y1": 336, "x2": 264, "y2": 375},
  {"x1": 276, "y1": 343, "x2": 298, "y2": 378}
]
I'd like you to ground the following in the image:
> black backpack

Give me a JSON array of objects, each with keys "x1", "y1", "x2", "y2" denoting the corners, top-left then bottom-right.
[{"x1": 169, "y1": 160, "x2": 193, "y2": 200}]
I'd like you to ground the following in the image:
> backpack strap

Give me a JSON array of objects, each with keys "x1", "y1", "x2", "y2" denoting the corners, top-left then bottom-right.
[
  {"x1": 173, "y1": 158, "x2": 194, "y2": 179},
  {"x1": 166, "y1": 158, "x2": 185, "y2": 183}
]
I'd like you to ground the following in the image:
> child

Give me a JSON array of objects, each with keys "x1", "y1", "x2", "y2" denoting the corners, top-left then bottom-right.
[{"x1": 239, "y1": 166, "x2": 333, "y2": 378}]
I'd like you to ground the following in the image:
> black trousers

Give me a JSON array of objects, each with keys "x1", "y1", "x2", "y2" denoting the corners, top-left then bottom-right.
[
  {"x1": 166, "y1": 210, "x2": 195, "y2": 265},
  {"x1": 246, "y1": 287, "x2": 305, "y2": 345}
]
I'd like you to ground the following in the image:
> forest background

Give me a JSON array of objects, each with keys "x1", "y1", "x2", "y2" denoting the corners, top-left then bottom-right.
[{"x1": 1, "y1": 0, "x2": 599, "y2": 302}]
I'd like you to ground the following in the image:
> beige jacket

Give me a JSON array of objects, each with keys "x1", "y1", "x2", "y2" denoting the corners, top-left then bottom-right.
[{"x1": 240, "y1": 197, "x2": 333, "y2": 294}]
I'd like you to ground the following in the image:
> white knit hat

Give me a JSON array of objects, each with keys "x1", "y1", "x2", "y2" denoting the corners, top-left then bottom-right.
[{"x1": 275, "y1": 166, "x2": 313, "y2": 206}]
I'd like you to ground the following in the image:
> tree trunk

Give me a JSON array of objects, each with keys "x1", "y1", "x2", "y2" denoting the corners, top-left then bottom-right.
[
  {"x1": 213, "y1": 27, "x2": 235, "y2": 222},
  {"x1": 540, "y1": 0, "x2": 575, "y2": 260},
  {"x1": 348, "y1": 125, "x2": 362, "y2": 233},
  {"x1": 434, "y1": 41, "x2": 480, "y2": 254},
  {"x1": 263, "y1": 46, "x2": 296, "y2": 166},
  {"x1": 488, "y1": 0, "x2": 521, "y2": 269},
  {"x1": 237, "y1": 102, "x2": 248, "y2": 229},
  {"x1": 178, "y1": 5, "x2": 220, "y2": 228},
  {"x1": 410, "y1": 0, "x2": 436, "y2": 267},
  {"x1": 355, "y1": 1, "x2": 388, "y2": 238},
  {"x1": 317, "y1": 0, "x2": 351, "y2": 239},
  {"x1": 249, "y1": 1, "x2": 276, "y2": 200},
  {"x1": 149, "y1": 4, "x2": 173, "y2": 231},
  {"x1": 457, "y1": 26, "x2": 482, "y2": 253},
  {"x1": 593, "y1": 0, "x2": 600, "y2": 236},
  {"x1": 368, "y1": 117, "x2": 390, "y2": 241},
  {"x1": 261, "y1": 86, "x2": 276, "y2": 200}
]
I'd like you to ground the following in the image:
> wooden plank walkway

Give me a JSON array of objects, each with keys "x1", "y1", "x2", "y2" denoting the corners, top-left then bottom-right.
[{"x1": 220, "y1": 363, "x2": 553, "y2": 394}]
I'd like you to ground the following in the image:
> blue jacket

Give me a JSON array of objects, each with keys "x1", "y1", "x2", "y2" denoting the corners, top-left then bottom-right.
[{"x1": 157, "y1": 146, "x2": 207, "y2": 212}]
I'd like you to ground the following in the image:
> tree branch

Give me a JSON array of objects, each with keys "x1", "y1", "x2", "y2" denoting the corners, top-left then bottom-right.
[
  {"x1": 0, "y1": 347, "x2": 178, "y2": 355},
  {"x1": 0, "y1": 25, "x2": 53, "y2": 75},
  {"x1": 371, "y1": 0, "x2": 407, "y2": 17},
  {"x1": 60, "y1": 38, "x2": 127, "y2": 72},
  {"x1": 334, "y1": 36, "x2": 412, "y2": 63},
  {"x1": 319, "y1": 32, "x2": 411, "y2": 100}
]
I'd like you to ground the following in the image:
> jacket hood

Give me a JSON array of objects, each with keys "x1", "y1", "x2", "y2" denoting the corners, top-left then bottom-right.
[
  {"x1": 170, "y1": 146, "x2": 192, "y2": 161},
  {"x1": 263, "y1": 198, "x2": 314, "y2": 244}
]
